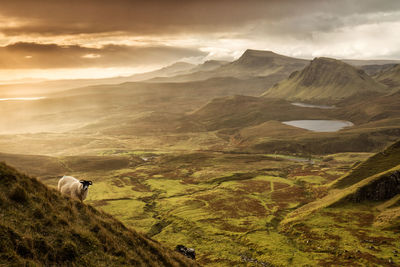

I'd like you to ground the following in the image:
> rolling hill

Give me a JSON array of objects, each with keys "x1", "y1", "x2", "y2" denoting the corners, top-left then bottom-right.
[
  {"x1": 0, "y1": 60, "x2": 210, "y2": 98},
  {"x1": 282, "y1": 139, "x2": 400, "y2": 227},
  {"x1": 359, "y1": 63, "x2": 397, "y2": 76},
  {"x1": 188, "y1": 95, "x2": 333, "y2": 131},
  {"x1": 375, "y1": 64, "x2": 400, "y2": 89},
  {"x1": 0, "y1": 75, "x2": 282, "y2": 134},
  {"x1": 0, "y1": 162, "x2": 196, "y2": 266},
  {"x1": 331, "y1": 139, "x2": 400, "y2": 189},
  {"x1": 263, "y1": 57, "x2": 388, "y2": 102}
]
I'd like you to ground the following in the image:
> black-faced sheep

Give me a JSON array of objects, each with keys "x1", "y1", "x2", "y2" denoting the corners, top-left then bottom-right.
[
  {"x1": 58, "y1": 176, "x2": 92, "y2": 202},
  {"x1": 175, "y1": 245, "x2": 196, "y2": 260}
]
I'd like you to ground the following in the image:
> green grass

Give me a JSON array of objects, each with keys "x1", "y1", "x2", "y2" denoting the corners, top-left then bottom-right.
[
  {"x1": 2, "y1": 148, "x2": 400, "y2": 266},
  {"x1": 332, "y1": 140, "x2": 400, "y2": 188},
  {"x1": 0, "y1": 162, "x2": 195, "y2": 267},
  {"x1": 281, "y1": 164, "x2": 400, "y2": 227},
  {"x1": 285, "y1": 205, "x2": 400, "y2": 266}
]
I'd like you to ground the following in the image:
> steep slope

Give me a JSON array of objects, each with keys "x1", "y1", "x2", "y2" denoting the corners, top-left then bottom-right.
[
  {"x1": 263, "y1": 57, "x2": 388, "y2": 102},
  {"x1": 332, "y1": 140, "x2": 400, "y2": 189},
  {"x1": 0, "y1": 162, "x2": 196, "y2": 266},
  {"x1": 216, "y1": 49, "x2": 309, "y2": 78},
  {"x1": 282, "y1": 140, "x2": 400, "y2": 226},
  {"x1": 150, "y1": 49, "x2": 309, "y2": 83},
  {"x1": 375, "y1": 64, "x2": 400, "y2": 89}
]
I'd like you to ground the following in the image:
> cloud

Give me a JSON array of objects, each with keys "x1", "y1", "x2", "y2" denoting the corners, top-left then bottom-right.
[
  {"x1": 0, "y1": 42, "x2": 207, "y2": 69},
  {"x1": 0, "y1": 0, "x2": 399, "y2": 37},
  {"x1": 0, "y1": 0, "x2": 400, "y2": 75}
]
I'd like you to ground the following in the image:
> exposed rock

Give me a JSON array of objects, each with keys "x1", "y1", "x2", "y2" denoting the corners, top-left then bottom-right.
[{"x1": 347, "y1": 171, "x2": 400, "y2": 202}]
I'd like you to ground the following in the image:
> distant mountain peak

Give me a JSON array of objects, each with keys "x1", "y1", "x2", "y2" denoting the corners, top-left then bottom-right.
[
  {"x1": 297, "y1": 57, "x2": 367, "y2": 87},
  {"x1": 233, "y1": 49, "x2": 308, "y2": 69},
  {"x1": 309, "y1": 57, "x2": 351, "y2": 67},
  {"x1": 242, "y1": 49, "x2": 277, "y2": 57},
  {"x1": 263, "y1": 57, "x2": 387, "y2": 101},
  {"x1": 163, "y1": 61, "x2": 195, "y2": 68}
]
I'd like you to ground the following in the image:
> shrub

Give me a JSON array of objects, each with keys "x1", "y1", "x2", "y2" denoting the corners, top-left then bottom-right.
[
  {"x1": 33, "y1": 237, "x2": 50, "y2": 257},
  {"x1": 33, "y1": 208, "x2": 44, "y2": 219},
  {"x1": 9, "y1": 185, "x2": 28, "y2": 203},
  {"x1": 322, "y1": 156, "x2": 334, "y2": 162},
  {"x1": 58, "y1": 241, "x2": 78, "y2": 262},
  {"x1": 16, "y1": 242, "x2": 33, "y2": 258}
]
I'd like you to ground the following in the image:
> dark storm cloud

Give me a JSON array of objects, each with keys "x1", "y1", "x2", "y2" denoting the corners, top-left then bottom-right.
[
  {"x1": 1, "y1": 0, "x2": 399, "y2": 36},
  {"x1": 0, "y1": 42, "x2": 207, "y2": 68}
]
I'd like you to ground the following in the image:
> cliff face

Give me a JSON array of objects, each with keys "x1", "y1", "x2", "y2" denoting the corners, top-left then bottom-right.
[{"x1": 346, "y1": 170, "x2": 400, "y2": 202}]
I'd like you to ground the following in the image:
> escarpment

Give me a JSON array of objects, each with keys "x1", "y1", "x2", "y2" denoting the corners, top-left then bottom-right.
[{"x1": 346, "y1": 170, "x2": 400, "y2": 202}]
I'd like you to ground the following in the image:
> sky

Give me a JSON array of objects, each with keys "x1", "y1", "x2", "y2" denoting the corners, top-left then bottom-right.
[{"x1": 0, "y1": 0, "x2": 400, "y2": 81}]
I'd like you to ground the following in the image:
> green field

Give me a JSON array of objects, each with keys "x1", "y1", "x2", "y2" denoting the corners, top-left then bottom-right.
[{"x1": 6, "y1": 149, "x2": 395, "y2": 266}]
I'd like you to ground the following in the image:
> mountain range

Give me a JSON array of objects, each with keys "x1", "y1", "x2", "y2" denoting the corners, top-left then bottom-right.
[
  {"x1": 1, "y1": 48, "x2": 400, "y2": 266},
  {"x1": 1, "y1": 49, "x2": 400, "y2": 152}
]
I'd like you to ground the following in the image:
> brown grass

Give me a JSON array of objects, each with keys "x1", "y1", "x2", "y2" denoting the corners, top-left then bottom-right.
[{"x1": 0, "y1": 162, "x2": 197, "y2": 267}]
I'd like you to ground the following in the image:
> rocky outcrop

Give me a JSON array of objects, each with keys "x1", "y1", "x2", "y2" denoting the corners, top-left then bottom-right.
[{"x1": 346, "y1": 171, "x2": 400, "y2": 202}]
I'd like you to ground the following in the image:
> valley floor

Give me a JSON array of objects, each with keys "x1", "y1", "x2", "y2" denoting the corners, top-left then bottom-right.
[{"x1": 4, "y1": 148, "x2": 399, "y2": 266}]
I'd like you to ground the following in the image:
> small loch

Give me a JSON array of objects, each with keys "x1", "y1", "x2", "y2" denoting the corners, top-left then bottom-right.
[
  {"x1": 282, "y1": 120, "x2": 353, "y2": 132},
  {"x1": 291, "y1": 102, "x2": 336, "y2": 109}
]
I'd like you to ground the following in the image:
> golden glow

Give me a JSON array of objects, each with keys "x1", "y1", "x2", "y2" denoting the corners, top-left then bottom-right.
[
  {"x1": 82, "y1": 54, "x2": 101, "y2": 59},
  {"x1": 0, "y1": 66, "x2": 158, "y2": 82}
]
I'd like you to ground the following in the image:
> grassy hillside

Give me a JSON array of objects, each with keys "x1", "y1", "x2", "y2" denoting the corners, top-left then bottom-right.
[
  {"x1": 0, "y1": 162, "x2": 196, "y2": 266},
  {"x1": 0, "y1": 76, "x2": 279, "y2": 134},
  {"x1": 189, "y1": 95, "x2": 333, "y2": 131},
  {"x1": 277, "y1": 140, "x2": 400, "y2": 266},
  {"x1": 375, "y1": 64, "x2": 400, "y2": 89},
  {"x1": 359, "y1": 63, "x2": 397, "y2": 76},
  {"x1": 332, "y1": 140, "x2": 400, "y2": 189},
  {"x1": 1, "y1": 149, "x2": 375, "y2": 266},
  {"x1": 263, "y1": 57, "x2": 388, "y2": 102},
  {"x1": 282, "y1": 139, "x2": 400, "y2": 227}
]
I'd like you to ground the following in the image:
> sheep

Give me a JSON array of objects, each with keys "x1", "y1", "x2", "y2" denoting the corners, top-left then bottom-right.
[{"x1": 58, "y1": 176, "x2": 92, "y2": 202}]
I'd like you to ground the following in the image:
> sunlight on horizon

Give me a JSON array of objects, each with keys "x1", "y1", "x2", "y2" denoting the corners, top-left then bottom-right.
[
  {"x1": 0, "y1": 97, "x2": 46, "y2": 101},
  {"x1": 0, "y1": 66, "x2": 160, "y2": 83}
]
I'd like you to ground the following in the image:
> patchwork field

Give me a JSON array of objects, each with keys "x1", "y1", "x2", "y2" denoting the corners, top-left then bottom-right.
[{"x1": 5, "y1": 150, "x2": 394, "y2": 266}]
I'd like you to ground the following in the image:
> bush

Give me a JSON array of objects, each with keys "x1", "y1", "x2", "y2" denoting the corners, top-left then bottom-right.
[
  {"x1": 33, "y1": 208, "x2": 44, "y2": 219},
  {"x1": 33, "y1": 237, "x2": 50, "y2": 257},
  {"x1": 58, "y1": 241, "x2": 78, "y2": 261},
  {"x1": 322, "y1": 156, "x2": 334, "y2": 162},
  {"x1": 9, "y1": 185, "x2": 28, "y2": 203},
  {"x1": 16, "y1": 242, "x2": 33, "y2": 258}
]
